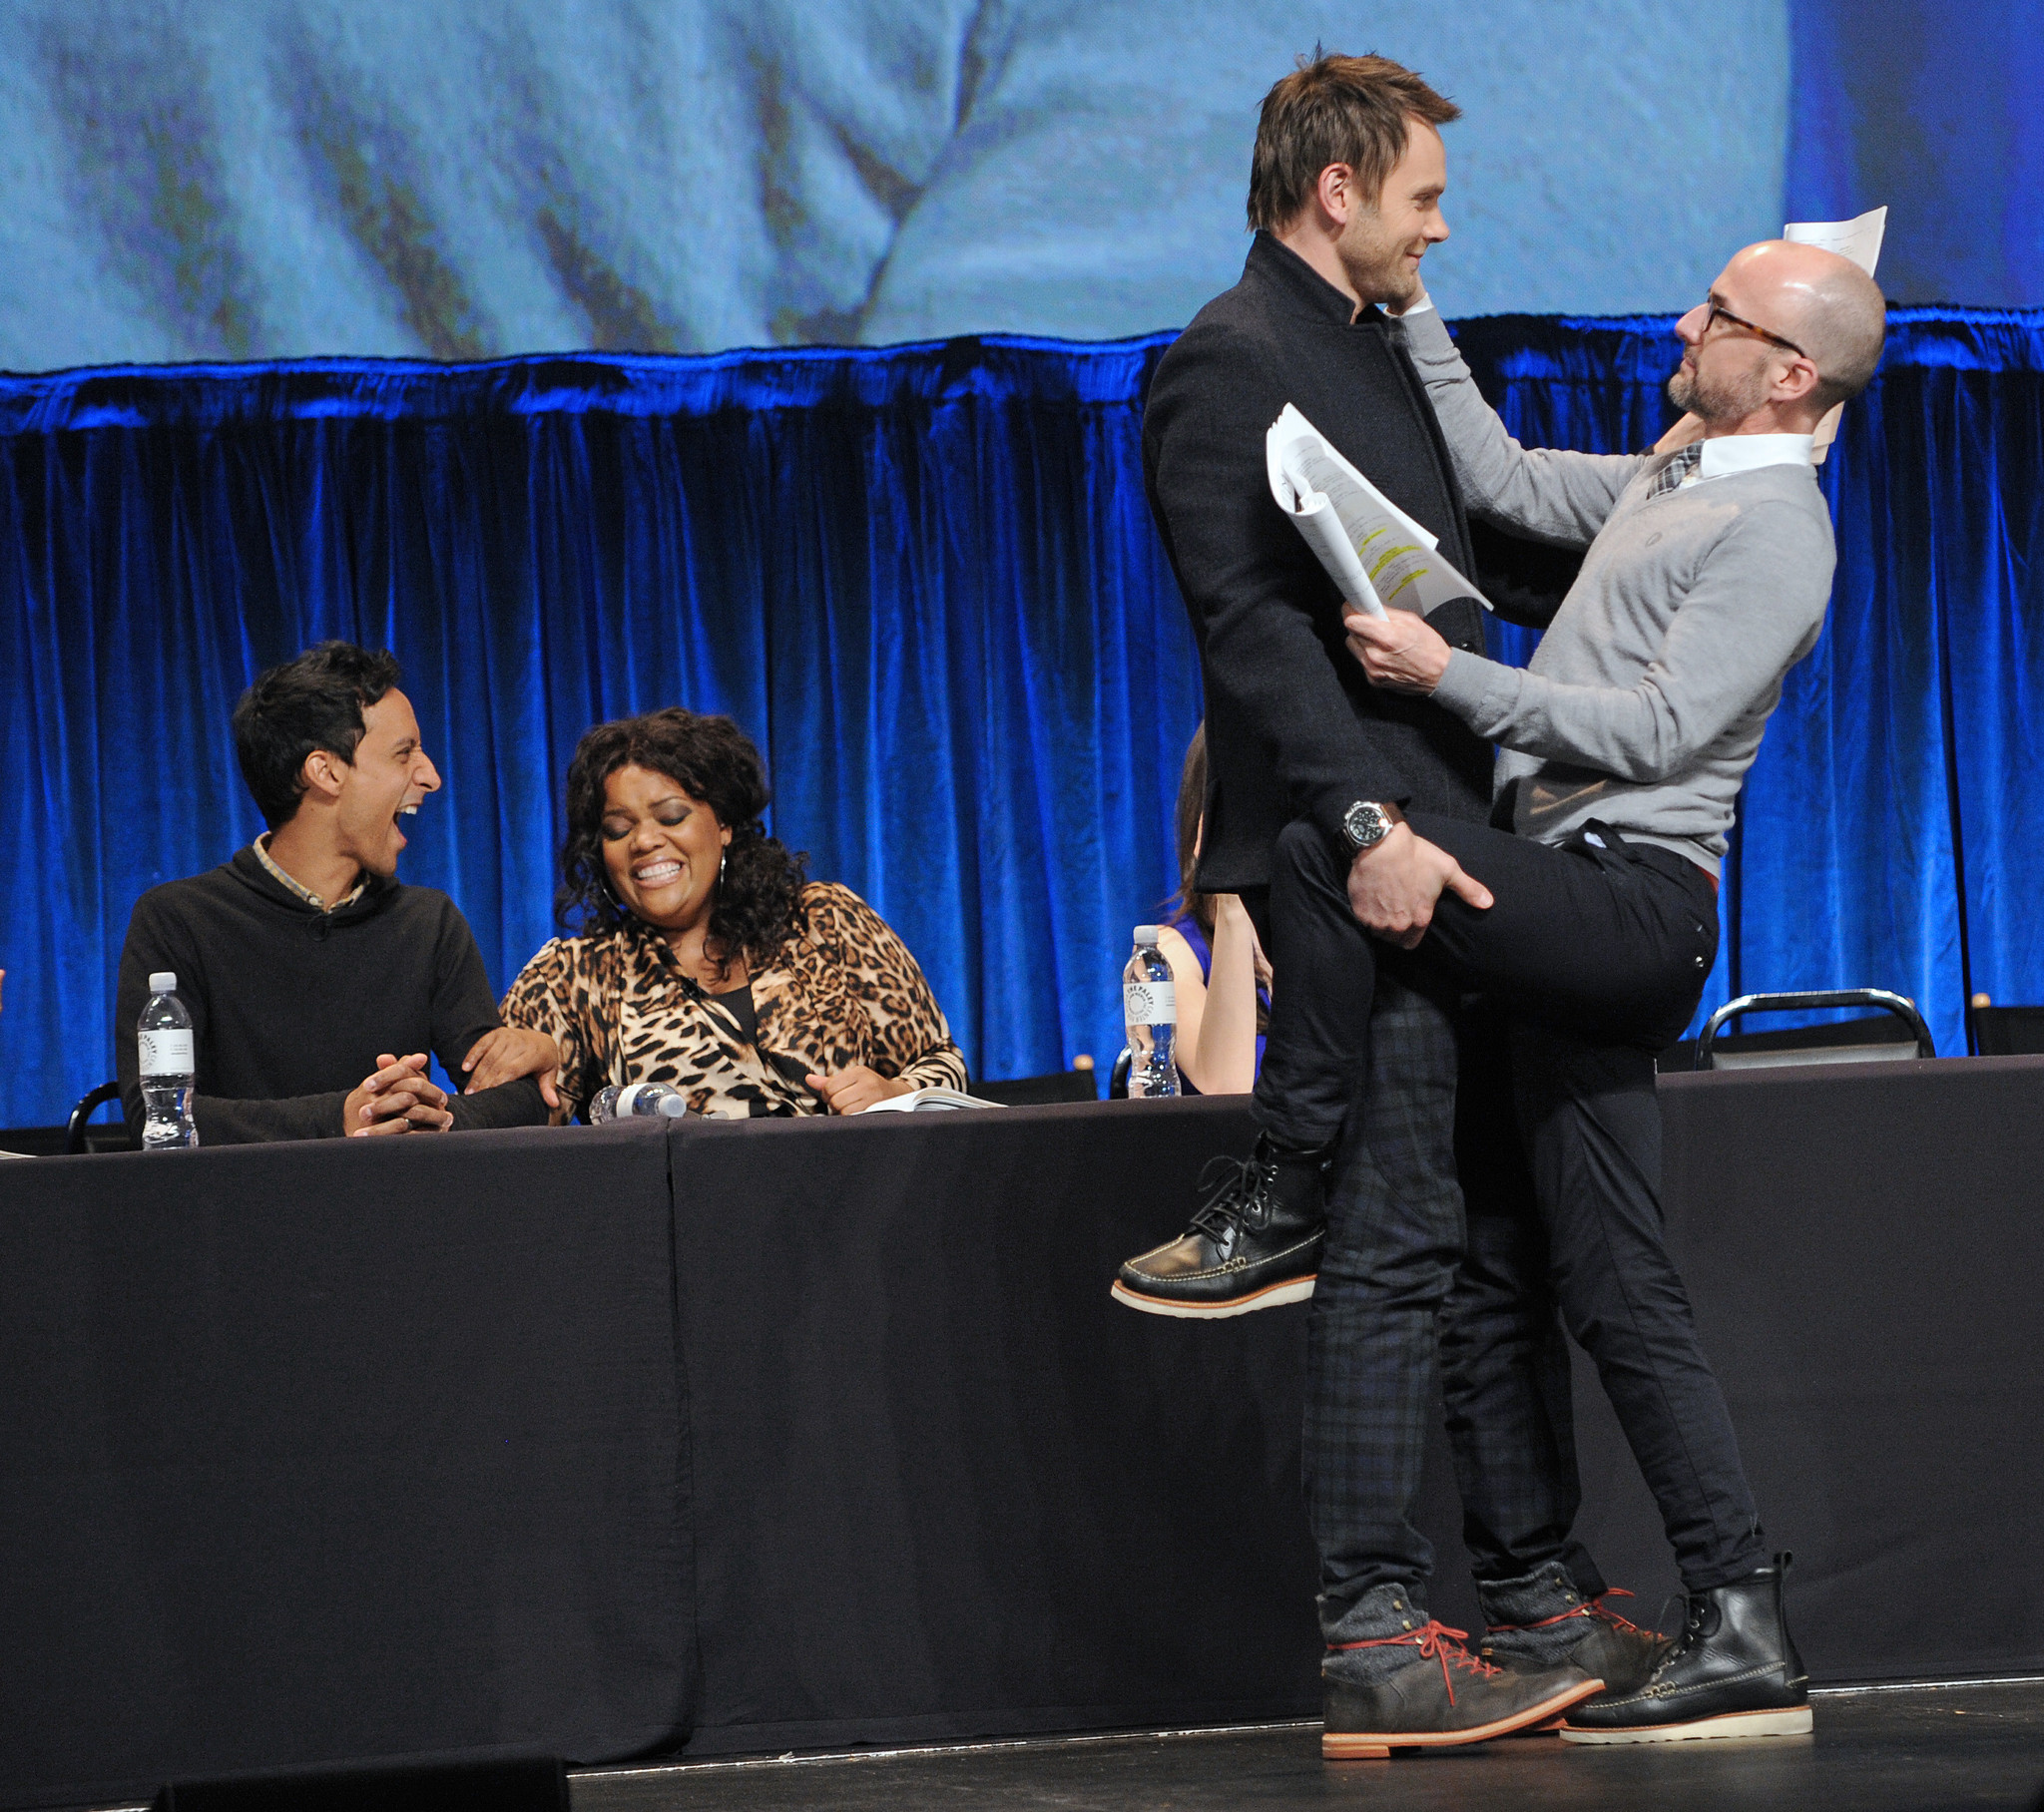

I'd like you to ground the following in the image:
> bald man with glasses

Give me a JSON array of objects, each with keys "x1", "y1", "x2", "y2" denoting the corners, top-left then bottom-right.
[{"x1": 1237, "y1": 239, "x2": 1886, "y2": 1747}]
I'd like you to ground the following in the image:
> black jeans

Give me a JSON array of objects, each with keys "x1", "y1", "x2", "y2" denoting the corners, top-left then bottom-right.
[{"x1": 1258, "y1": 813, "x2": 1767, "y2": 1603}]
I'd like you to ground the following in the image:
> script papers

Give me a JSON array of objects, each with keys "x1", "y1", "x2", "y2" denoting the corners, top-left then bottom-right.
[
  {"x1": 1265, "y1": 403, "x2": 1490, "y2": 620},
  {"x1": 1783, "y1": 205, "x2": 1886, "y2": 464}
]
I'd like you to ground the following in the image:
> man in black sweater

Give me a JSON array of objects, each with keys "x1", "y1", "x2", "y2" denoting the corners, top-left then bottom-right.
[
  {"x1": 117, "y1": 643, "x2": 557, "y2": 1143},
  {"x1": 1116, "y1": 55, "x2": 1644, "y2": 1756}
]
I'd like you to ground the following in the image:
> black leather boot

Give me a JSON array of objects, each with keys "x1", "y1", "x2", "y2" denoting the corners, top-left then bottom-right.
[
  {"x1": 1483, "y1": 1587, "x2": 1671, "y2": 1702},
  {"x1": 1561, "y1": 1555, "x2": 1811, "y2": 1744},
  {"x1": 1323, "y1": 1621, "x2": 1604, "y2": 1759},
  {"x1": 1111, "y1": 1135, "x2": 1327, "y2": 1318}
]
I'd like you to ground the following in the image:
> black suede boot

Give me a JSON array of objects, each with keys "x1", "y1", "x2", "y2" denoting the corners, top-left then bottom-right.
[
  {"x1": 1111, "y1": 1134, "x2": 1327, "y2": 1318},
  {"x1": 1322, "y1": 1619, "x2": 1604, "y2": 1759},
  {"x1": 1561, "y1": 1555, "x2": 1811, "y2": 1744}
]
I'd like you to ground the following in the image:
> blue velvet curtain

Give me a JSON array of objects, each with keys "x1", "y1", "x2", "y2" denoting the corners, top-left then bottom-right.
[{"x1": 3, "y1": 311, "x2": 2041, "y2": 1130}]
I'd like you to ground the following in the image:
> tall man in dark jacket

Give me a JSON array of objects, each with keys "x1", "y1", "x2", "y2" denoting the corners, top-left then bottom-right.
[
  {"x1": 1117, "y1": 54, "x2": 1649, "y2": 1754},
  {"x1": 118, "y1": 642, "x2": 559, "y2": 1143}
]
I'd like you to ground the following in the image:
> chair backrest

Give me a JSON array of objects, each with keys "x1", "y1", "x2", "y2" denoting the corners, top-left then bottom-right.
[
  {"x1": 1695, "y1": 990, "x2": 1935, "y2": 1072},
  {"x1": 1109, "y1": 1048, "x2": 1133, "y2": 1100},
  {"x1": 66, "y1": 1080, "x2": 128, "y2": 1154},
  {"x1": 971, "y1": 1067, "x2": 1101, "y2": 1107},
  {"x1": 1969, "y1": 1005, "x2": 2044, "y2": 1058}
]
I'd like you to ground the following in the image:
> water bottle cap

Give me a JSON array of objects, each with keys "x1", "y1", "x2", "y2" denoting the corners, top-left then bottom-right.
[
  {"x1": 149, "y1": 972, "x2": 178, "y2": 993},
  {"x1": 1133, "y1": 926, "x2": 1160, "y2": 946}
]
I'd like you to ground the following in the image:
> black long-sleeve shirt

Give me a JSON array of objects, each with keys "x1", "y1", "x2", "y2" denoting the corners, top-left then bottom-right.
[{"x1": 116, "y1": 847, "x2": 548, "y2": 1143}]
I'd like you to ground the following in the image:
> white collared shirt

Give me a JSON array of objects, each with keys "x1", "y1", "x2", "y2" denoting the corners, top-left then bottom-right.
[{"x1": 1692, "y1": 433, "x2": 1815, "y2": 481}]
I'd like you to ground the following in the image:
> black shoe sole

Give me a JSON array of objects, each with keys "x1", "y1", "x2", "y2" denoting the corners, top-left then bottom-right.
[
  {"x1": 1560, "y1": 1704, "x2": 1812, "y2": 1745},
  {"x1": 1109, "y1": 1274, "x2": 1316, "y2": 1318},
  {"x1": 1323, "y1": 1677, "x2": 1605, "y2": 1759}
]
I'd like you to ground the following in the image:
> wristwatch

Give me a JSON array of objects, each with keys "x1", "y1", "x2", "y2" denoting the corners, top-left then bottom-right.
[{"x1": 1342, "y1": 799, "x2": 1396, "y2": 853}]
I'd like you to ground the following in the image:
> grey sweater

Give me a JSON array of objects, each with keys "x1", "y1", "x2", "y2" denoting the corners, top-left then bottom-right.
[{"x1": 1398, "y1": 307, "x2": 1836, "y2": 876}]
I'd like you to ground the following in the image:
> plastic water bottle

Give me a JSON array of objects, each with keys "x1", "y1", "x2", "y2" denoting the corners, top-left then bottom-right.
[
  {"x1": 138, "y1": 971, "x2": 200, "y2": 1149},
  {"x1": 1123, "y1": 927, "x2": 1182, "y2": 1098},
  {"x1": 590, "y1": 1081, "x2": 692, "y2": 1123}
]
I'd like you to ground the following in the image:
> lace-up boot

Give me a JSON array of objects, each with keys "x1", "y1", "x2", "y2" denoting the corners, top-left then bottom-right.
[
  {"x1": 1561, "y1": 1554, "x2": 1810, "y2": 1744},
  {"x1": 1479, "y1": 1568, "x2": 1671, "y2": 1702},
  {"x1": 1322, "y1": 1617, "x2": 1604, "y2": 1760},
  {"x1": 1111, "y1": 1133, "x2": 1327, "y2": 1317}
]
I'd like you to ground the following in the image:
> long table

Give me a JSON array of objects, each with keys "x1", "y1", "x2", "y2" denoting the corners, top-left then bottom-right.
[{"x1": 3, "y1": 1058, "x2": 2041, "y2": 1805}]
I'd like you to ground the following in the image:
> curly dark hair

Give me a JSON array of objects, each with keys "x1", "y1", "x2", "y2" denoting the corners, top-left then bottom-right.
[{"x1": 557, "y1": 707, "x2": 808, "y2": 975}]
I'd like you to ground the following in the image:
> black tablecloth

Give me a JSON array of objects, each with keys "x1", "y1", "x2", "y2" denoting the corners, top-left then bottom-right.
[
  {"x1": 671, "y1": 1105, "x2": 1316, "y2": 1756},
  {"x1": 3, "y1": 1062, "x2": 2041, "y2": 1804},
  {"x1": 0, "y1": 1125, "x2": 690, "y2": 1809}
]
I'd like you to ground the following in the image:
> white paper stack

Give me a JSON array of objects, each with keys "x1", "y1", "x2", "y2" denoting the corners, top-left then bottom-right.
[
  {"x1": 1782, "y1": 205, "x2": 1886, "y2": 464},
  {"x1": 1265, "y1": 403, "x2": 1490, "y2": 619}
]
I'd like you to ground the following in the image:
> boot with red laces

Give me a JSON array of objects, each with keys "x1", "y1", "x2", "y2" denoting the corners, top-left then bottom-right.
[
  {"x1": 1480, "y1": 1574, "x2": 1671, "y2": 1701},
  {"x1": 1322, "y1": 1616, "x2": 1603, "y2": 1759}
]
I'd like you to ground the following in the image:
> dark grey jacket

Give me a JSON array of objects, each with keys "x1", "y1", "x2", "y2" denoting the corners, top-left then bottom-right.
[{"x1": 1143, "y1": 231, "x2": 1574, "y2": 891}]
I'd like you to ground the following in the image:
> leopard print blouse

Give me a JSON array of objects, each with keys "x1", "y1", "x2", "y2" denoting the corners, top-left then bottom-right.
[{"x1": 500, "y1": 881, "x2": 968, "y2": 1121}]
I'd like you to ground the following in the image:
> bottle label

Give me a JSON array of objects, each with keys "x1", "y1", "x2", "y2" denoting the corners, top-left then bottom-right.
[
  {"x1": 139, "y1": 1029, "x2": 194, "y2": 1077},
  {"x1": 1124, "y1": 979, "x2": 1177, "y2": 1025}
]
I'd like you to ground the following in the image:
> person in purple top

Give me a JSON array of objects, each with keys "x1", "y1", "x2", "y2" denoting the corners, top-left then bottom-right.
[{"x1": 1153, "y1": 725, "x2": 1269, "y2": 1094}]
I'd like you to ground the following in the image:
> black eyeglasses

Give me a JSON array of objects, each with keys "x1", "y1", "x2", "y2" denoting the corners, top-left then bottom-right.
[{"x1": 1699, "y1": 296, "x2": 1808, "y2": 359}]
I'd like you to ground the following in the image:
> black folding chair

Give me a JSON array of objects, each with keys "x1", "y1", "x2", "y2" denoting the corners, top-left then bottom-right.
[
  {"x1": 972, "y1": 1057, "x2": 1100, "y2": 1106},
  {"x1": 66, "y1": 1081, "x2": 129, "y2": 1153},
  {"x1": 1693, "y1": 989, "x2": 1935, "y2": 1071},
  {"x1": 1967, "y1": 1000, "x2": 2044, "y2": 1057},
  {"x1": 1108, "y1": 1049, "x2": 1133, "y2": 1100}
]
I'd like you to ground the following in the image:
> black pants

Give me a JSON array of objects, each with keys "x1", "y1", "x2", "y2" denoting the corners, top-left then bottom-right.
[{"x1": 1257, "y1": 813, "x2": 1767, "y2": 1603}]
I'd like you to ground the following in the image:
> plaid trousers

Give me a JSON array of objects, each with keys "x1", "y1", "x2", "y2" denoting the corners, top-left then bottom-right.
[
  {"x1": 1250, "y1": 815, "x2": 1768, "y2": 1634},
  {"x1": 1280, "y1": 968, "x2": 1598, "y2": 1626}
]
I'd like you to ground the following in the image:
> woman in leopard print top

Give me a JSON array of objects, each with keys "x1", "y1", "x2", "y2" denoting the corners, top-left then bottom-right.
[{"x1": 497, "y1": 708, "x2": 966, "y2": 1121}]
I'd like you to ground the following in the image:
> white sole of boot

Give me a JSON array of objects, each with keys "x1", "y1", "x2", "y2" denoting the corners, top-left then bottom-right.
[
  {"x1": 1560, "y1": 1704, "x2": 1813, "y2": 1745},
  {"x1": 1109, "y1": 1274, "x2": 1316, "y2": 1318}
]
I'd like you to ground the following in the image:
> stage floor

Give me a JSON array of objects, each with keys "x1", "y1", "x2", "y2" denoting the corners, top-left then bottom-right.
[{"x1": 569, "y1": 1678, "x2": 2044, "y2": 1812}]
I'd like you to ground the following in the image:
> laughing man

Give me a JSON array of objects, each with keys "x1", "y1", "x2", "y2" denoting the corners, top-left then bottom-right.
[{"x1": 115, "y1": 642, "x2": 557, "y2": 1143}]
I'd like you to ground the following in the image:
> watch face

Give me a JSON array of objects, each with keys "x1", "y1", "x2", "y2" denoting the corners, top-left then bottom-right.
[{"x1": 1345, "y1": 801, "x2": 1387, "y2": 849}]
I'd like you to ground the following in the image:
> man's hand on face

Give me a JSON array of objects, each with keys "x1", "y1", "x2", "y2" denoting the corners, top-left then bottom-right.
[
  {"x1": 1654, "y1": 412, "x2": 1707, "y2": 455},
  {"x1": 1346, "y1": 822, "x2": 1494, "y2": 950},
  {"x1": 1345, "y1": 607, "x2": 1452, "y2": 694},
  {"x1": 1385, "y1": 278, "x2": 1431, "y2": 319},
  {"x1": 461, "y1": 1027, "x2": 562, "y2": 1108},
  {"x1": 344, "y1": 1052, "x2": 454, "y2": 1135}
]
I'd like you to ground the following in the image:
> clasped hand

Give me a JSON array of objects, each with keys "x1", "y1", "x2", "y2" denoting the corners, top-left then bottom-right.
[
  {"x1": 343, "y1": 1053, "x2": 453, "y2": 1135},
  {"x1": 1343, "y1": 606, "x2": 1451, "y2": 694}
]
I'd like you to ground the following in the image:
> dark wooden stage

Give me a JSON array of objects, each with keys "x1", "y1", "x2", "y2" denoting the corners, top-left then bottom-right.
[
  {"x1": 569, "y1": 1679, "x2": 2044, "y2": 1812},
  {"x1": 6, "y1": 1057, "x2": 2042, "y2": 1809}
]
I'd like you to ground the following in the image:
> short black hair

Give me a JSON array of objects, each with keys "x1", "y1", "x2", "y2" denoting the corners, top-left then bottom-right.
[{"x1": 232, "y1": 642, "x2": 403, "y2": 830}]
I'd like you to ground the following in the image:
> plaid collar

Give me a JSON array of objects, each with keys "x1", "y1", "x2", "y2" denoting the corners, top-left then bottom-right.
[{"x1": 253, "y1": 833, "x2": 368, "y2": 913}]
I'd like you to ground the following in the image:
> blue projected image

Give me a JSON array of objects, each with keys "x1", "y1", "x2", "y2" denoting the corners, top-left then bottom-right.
[{"x1": 0, "y1": 0, "x2": 1796, "y2": 368}]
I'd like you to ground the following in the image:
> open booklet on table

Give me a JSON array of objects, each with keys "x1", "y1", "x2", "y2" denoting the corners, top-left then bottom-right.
[
  {"x1": 1783, "y1": 205, "x2": 1886, "y2": 464},
  {"x1": 1266, "y1": 402, "x2": 1491, "y2": 620},
  {"x1": 856, "y1": 1086, "x2": 1005, "y2": 1114}
]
